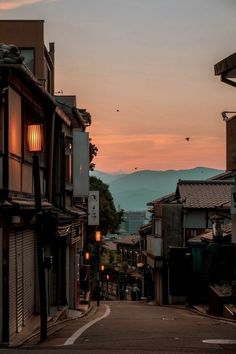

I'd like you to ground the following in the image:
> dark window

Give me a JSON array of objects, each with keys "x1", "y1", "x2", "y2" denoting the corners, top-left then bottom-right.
[{"x1": 65, "y1": 138, "x2": 72, "y2": 184}]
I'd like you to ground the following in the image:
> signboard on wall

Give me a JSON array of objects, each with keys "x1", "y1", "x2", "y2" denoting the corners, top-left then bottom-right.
[
  {"x1": 226, "y1": 116, "x2": 236, "y2": 171},
  {"x1": 88, "y1": 191, "x2": 99, "y2": 225},
  {"x1": 73, "y1": 130, "x2": 89, "y2": 197}
]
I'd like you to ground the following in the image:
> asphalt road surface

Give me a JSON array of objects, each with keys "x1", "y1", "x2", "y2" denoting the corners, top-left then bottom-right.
[{"x1": 1, "y1": 301, "x2": 236, "y2": 353}]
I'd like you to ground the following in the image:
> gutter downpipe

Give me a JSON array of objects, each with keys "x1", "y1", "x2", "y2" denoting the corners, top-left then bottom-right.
[{"x1": 72, "y1": 107, "x2": 85, "y2": 131}]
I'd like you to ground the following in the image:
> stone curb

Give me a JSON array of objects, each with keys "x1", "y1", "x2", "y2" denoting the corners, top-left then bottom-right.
[
  {"x1": 11, "y1": 303, "x2": 96, "y2": 348},
  {"x1": 164, "y1": 304, "x2": 236, "y2": 324}
]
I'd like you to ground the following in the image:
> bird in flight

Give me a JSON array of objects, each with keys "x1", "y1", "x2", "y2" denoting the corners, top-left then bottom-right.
[
  {"x1": 116, "y1": 108, "x2": 120, "y2": 112},
  {"x1": 185, "y1": 137, "x2": 190, "y2": 141}
]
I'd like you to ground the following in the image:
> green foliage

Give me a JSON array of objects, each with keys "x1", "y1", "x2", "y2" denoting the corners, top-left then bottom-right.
[
  {"x1": 90, "y1": 176, "x2": 124, "y2": 235},
  {"x1": 89, "y1": 140, "x2": 98, "y2": 171}
]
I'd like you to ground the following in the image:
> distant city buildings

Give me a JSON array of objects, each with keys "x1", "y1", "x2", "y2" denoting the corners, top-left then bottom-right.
[{"x1": 120, "y1": 211, "x2": 148, "y2": 235}]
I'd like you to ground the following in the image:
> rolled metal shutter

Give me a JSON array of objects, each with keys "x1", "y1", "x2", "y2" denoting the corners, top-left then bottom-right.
[
  {"x1": 9, "y1": 231, "x2": 17, "y2": 338},
  {"x1": 69, "y1": 245, "x2": 76, "y2": 308},
  {"x1": 23, "y1": 228, "x2": 35, "y2": 324},
  {"x1": 9, "y1": 230, "x2": 24, "y2": 336},
  {"x1": 16, "y1": 231, "x2": 23, "y2": 333}
]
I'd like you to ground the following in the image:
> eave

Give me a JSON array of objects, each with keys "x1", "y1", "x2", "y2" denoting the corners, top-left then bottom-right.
[{"x1": 214, "y1": 52, "x2": 236, "y2": 87}]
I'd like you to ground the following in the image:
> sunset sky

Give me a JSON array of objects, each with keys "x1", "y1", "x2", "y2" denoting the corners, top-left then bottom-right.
[{"x1": 1, "y1": 0, "x2": 236, "y2": 173}]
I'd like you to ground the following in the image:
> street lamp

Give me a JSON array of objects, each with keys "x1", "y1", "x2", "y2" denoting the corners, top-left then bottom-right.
[
  {"x1": 95, "y1": 231, "x2": 102, "y2": 306},
  {"x1": 95, "y1": 230, "x2": 102, "y2": 242},
  {"x1": 85, "y1": 251, "x2": 90, "y2": 261},
  {"x1": 100, "y1": 265, "x2": 105, "y2": 300},
  {"x1": 83, "y1": 251, "x2": 91, "y2": 305},
  {"x1": 27, "y1": 123, "x2": 47, "y2": 341}
]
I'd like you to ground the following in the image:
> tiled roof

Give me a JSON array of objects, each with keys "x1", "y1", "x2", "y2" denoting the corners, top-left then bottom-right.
[
  {"x1": 188, "y1": 223, "x2": 232, "y2": 243},
  {"x1": 102, "y1": 241, "x2": 117, "y2": 251},
  {"x1": 147, "y1": 192, "x2": 175, "y2": 206},
  {"x1": 139, "y1": 222, "x2": 152, "y2": 232},
  {"x1": 176, "y1": 180, "x2": 233, "y2": 209},
  {"x1": 10, "y1": 199, "x2": 52, "y2": 209},
  {"x1": 146, "y1": 170, "x2": 233, "y2": 208},
  {"x1": 214, "y1": 51, "x2": 236, "y2": 76},
  {"x1": 116, "y1": 234, "x2": 140, "y2": 245},
  {"x1": 201, "y1": 223, "x2": 232, "y2": 242},
  {"x1": 55, "y1": 96, "x2": 85, "y2": 129},
  {"x1": 208, "y1": 170, "x2": 234, "y2": 181}
]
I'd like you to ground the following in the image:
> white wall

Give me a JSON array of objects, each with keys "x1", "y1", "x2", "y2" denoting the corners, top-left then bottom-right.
[{"x1": 147, "y1": 235, "x2": 162, "y2": 257}]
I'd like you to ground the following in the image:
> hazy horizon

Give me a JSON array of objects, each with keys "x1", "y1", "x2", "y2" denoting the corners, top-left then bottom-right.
[{"x1": 91, "y1": 165, "x2": 224, "y2": 176}]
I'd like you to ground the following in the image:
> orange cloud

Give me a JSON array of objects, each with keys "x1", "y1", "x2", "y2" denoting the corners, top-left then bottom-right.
[
  {"x1": 0, "y1": 0, "x2": 54, "y2": 10},
  {"x1": 90, "y1": 133, "x2": 225, "y2": 173}
]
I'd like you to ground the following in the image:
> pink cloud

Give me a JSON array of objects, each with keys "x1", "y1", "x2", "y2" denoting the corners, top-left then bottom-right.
[{"x1": 0, "y1": 0, "x2": 54, "y2": 10}]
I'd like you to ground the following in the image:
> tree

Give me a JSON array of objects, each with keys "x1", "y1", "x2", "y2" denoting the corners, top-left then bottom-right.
[
  {"x1": 89, "y1": 140, "x2": 98, "y2": 171},
  {"x1": 90, "y1": 176, "x2": 124, "y2": 235}
]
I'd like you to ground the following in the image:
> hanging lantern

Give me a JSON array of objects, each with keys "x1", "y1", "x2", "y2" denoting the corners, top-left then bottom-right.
[
  {"x1": 95, "y1": 230, "x2": 102, "y2": 242},
  {"x1": 85, "y1": 251, "x2": 90, "y2": 260},
  {"x1": 27, "y1": 124, "x2": 43, "y2": 152}
]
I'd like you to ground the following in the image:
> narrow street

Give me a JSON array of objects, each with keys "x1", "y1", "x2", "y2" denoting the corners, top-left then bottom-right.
[{"x1": 3, "y1": 301, "x2": 236, "y2": 354}]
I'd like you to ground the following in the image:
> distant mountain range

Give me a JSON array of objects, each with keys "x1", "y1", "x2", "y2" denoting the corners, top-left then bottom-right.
[{"x1": 90, "y1": 167, "x2": 224, "y2": 211}]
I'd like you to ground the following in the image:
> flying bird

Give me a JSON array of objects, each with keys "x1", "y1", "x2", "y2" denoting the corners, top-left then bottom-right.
[
  {"x1": 116, "y1": 108, "x2": 120, "y2": 112},
  {"x1": 185, "y1": 137, "x2": 190, "y2": 141}
]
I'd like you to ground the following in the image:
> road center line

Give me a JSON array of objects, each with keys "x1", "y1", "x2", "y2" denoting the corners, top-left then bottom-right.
[{"x1": 63, "y1": 304, "x2": 111, "y2": 346}]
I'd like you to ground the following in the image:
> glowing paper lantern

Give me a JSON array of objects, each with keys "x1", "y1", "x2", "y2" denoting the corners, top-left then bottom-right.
[
  {"x1": 95, "y1": 230, "x2": 102, "y2": 242},
  {"x1": 27, "y1": 124, "x2": 43, "y2": 152}
]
